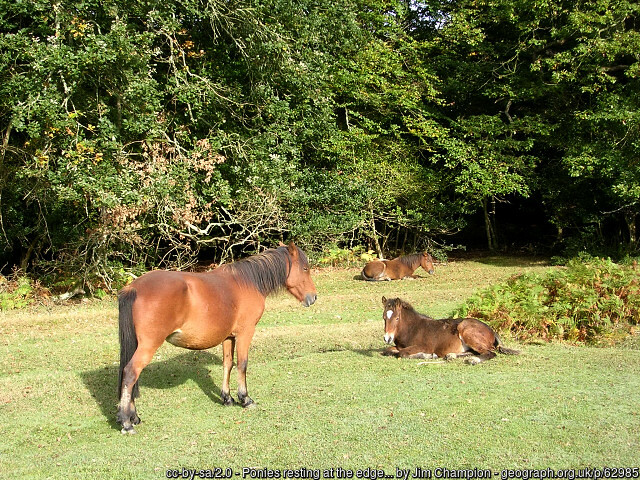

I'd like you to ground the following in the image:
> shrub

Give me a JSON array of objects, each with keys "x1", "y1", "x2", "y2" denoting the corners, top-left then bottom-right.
[
  {"x1": 453, "y1": 255, "x2": 640, "y2": 344},
  {"x1": 318, "y1": 246, "x2": 377, "y2": 267},
  {"x1": 0, "y1": 272, "x2": 45, "y2": 310}
]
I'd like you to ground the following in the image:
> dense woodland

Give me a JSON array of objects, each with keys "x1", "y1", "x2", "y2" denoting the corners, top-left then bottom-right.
[{"x1": 1, "y1": 0, "x2": 639, "y2": 289}]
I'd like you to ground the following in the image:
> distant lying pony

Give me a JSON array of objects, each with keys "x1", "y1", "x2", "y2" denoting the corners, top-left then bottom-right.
[
  {"x1": 361, "y1": 252, "x2": 435, "y2": 281},
  {"x1": 381, "y1": 297, "x2": 520, "y2": 364}
]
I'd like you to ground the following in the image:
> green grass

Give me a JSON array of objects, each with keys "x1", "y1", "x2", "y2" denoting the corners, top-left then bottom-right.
[{"x1": 1, "y1": 256, "x2": 639, "y2": 479}]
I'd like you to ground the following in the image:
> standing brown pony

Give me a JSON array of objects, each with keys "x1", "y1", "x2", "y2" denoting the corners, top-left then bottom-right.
[
  {"x1": 361, "y1": 252, "x2": 435, "y2": 281},
  {"x1": 117, "y1": 242, "x2": 317, "y2": 434},
  {"x1": 381, "y1": 297, "x2": 519, "y2": 364}
]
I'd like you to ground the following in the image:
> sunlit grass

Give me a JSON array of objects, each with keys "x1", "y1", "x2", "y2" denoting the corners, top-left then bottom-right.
[{"x1": 1, "y1": 256, "x2": 638, "y2": 479}]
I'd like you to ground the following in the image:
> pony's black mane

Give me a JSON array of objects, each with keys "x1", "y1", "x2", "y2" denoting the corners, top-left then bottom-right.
[
  {"x1": 386, "y1": 297, "x2": 431, "y2": 321},
  {"x1": 222, "y1": 246, "x2": 308, "y2": 296},
  {"x1": 398, "y1": 253, "x2": 422, "y2": 268}
]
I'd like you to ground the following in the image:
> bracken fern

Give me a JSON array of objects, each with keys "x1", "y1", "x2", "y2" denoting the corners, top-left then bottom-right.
[{"x1": 453, "y1": 255, "x2": 640, "y2": 344}]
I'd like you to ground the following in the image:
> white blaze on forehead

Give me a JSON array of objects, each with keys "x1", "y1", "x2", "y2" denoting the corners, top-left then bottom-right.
[{"x1": 386, "y1": 310, "x2": 393, "y2": 319}]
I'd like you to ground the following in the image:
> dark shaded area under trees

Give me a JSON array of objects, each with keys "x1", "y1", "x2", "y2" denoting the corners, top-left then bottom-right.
[{"x1": 1, "y1": 0, "x2": 639, "y2": 290}]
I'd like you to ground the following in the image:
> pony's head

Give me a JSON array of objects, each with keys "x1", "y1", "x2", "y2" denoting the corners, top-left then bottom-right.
[
  {"x1": 282, "y1": 242, "x2": 317, "y2": 307},
  {"x1": 420, "y1": 252, "x2": 435, "y2": 275},
  {"x1": 381, "y1": 296, "x2": 405, "y2": 344}
]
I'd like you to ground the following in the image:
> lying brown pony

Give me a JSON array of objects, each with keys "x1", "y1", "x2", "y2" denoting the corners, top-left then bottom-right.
[
  {"x1": 361, "y1": 252, "x2": 434, "y2": 281},
  {"x1": 381, "y1": 297, "x2": 520, "y2": 364}
]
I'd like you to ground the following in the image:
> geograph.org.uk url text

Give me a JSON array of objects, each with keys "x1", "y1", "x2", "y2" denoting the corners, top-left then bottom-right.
[{"x1": 165, "y1": 467, "x2": 640, "y2": 480}]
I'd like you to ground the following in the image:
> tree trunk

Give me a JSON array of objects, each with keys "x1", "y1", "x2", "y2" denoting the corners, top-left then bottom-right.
[
  {"x1": 369, "y1": 205, "x2": 383, "y2": 259},
  {"x1": 20, "y1": 237, "x2": 40, "y2": 272},
  {"x1": 401, "y1": 228, "x2": 408, "y2": 253},
  {"x1": 483, "y1": 197, "x2": 498, "y2": 251},
  {"x1": 626, "y1": 211, "x2": 637, "y2": 251}
]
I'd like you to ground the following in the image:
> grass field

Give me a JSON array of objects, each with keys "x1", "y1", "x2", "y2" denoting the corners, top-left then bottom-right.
[{"x1": 1, "y1": 256, "x2": 639, "y2": 479}]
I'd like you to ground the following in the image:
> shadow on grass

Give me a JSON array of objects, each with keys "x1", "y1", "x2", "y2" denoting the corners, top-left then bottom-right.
[
  {"x1": 346, "y1": 346, "x2": 385, "y2": 358},
  {"x1": 352, "y1": 274, "x2": 434, "y2": 281},
  {"x1": 473, "y1": 255, "x2": 550, "y2": 268},
  {"x1": 81, "y1": 350, "x2": 222, "y2": 431}
]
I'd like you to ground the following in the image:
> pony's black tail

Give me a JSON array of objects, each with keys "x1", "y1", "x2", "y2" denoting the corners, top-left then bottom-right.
[
  {"x1": 361, "y1": 262, "x2": 385, "y2": 281},
  {"x1": 361, "y1": 270, "x2": 374, "y2": 281},
  {"x1": 493, "y1": 332, "x2": 521, "y2": 355},
  {"x1": 497, "y1": 345, "x2": 521, "y2": 355},
  {"x1": 118, "y1": 288, "x2": 139, "y2": 399}
]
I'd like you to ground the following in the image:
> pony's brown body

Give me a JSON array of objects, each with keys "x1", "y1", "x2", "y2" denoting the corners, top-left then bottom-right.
[
  {"x1": 117, "y1": 243, "x2": 317, "y2": 434},
  {"x1": 361, "y1": 252, "x2": 435, "y2": 281},
  {"x1": 381, "y1": 297, "x2": 519, "y2": 364}
]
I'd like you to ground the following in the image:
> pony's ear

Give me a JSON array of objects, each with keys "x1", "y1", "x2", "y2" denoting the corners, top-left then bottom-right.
[
  {"x1": 422, "y1": 251, "x2": 429, "y2": 256},
  {"x1": 278, "y1": 241, "x2": 286, "y2": 247},
  {"x1": 287, "y1": 241, "x2": 298, "y2": 257},
  {"x1": 382, "y1": 296, "x2": 387, "y2": 304}
]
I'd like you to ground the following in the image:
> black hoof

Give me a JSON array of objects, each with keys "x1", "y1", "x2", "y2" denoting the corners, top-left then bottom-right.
[
  {"x1": 117, "y1": 408, "x2": 140, "y2": 427},
  {"x1": 222, "y1": 394, "x2": 236, "y2": 406},
  {"x1": 240, "y1": 396, "x2": 255, "y2": 408}
]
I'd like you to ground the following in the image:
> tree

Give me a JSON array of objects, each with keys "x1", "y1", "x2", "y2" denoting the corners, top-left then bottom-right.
[
  {"x1": 415, "y1": 0, "x2": 639, "y2": 253},
  {"x1": 1, "y1": 0, "x2": 639, "y2": 290}
]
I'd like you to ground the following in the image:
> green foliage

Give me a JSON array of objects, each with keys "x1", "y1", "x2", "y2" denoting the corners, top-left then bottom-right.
[
  {"x1": 427, "y1": 0, "x2": 640, "y2": 251},
  {"x1": 454, "y1": 256, "x2": 640, "y2": 344},
  {"x1": 1, "y1": 0, "x2": 639, "y2": 285},
  {"x1": 318, "y1": 246, "x2": 376, "y2": 267},
  {"x1": 0, "y1": 273, "x2": 36, "y2": 310}
]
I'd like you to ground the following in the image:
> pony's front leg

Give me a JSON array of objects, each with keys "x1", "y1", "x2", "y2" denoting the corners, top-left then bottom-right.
[
  {"x1": 235, "y1": 331, "x2": 256, "y2": 408},
  {"x1": 444, "y1": 352, "x2": 474, "y2": 361},
  {"x1": 381, "y1": 346, "x2": 400, "y2": 356},
  {"x1": 221, "y1": 337, "x2": 236, "y2": 406},
  {"x1": 397, "y1": 346, "x2": 437, "y2": 359}
]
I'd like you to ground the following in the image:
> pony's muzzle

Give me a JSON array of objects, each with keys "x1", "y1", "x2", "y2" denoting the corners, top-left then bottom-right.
[
  {"x1": 384, "y1": 333, "x2": 394, "y2": 344},
  {"x1": 303, "y1": 293, "x2": 317, "y2": 307},
  {"x1": 428, "y1": 269, "x2": 435, "y2": 275}
]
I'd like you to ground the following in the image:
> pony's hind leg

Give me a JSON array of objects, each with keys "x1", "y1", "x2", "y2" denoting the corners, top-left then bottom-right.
[
  {"x1": 465, "y1": 351, "x2": 497, "y2": 365},
  {"x1": 117, "y1": 344, "x2": 158, "y2": 434},
  {"x1": 457, "y1": 319, "x2": 499, "y2": 365},
  {"x1": 117, "y1": 383, "x2": 141, "y2": 435},
  {"x1": 221, "y1": 337, "x2": 236, "y2": 406}
]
